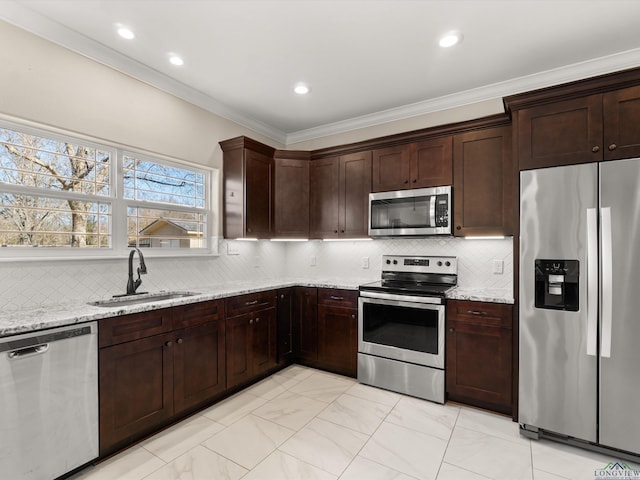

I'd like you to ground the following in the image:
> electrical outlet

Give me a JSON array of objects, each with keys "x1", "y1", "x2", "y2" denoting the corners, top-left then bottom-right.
[
  {"x1": 254, "y1": 256, "x2": 260, "y2": 268},
  {"x1": 227, "y1": 242, "x2": 239, "y2": 255},
  {"x1": 493, "y1": 259, "x2": 504, "y2": 274},
  {"x1": 362, "y1": 257, "x2": 370, "y2": 269},
  {"x1": 310, "y1": 256, "x2": 317, "y2": 267}
]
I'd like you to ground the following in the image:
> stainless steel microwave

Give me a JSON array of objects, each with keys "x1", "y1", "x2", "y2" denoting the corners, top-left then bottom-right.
[{"x1": 368, "y1": 186, "x2": 451, "y2": 237}]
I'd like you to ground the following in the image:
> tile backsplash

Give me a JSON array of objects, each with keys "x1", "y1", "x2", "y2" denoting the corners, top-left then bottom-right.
[{"x1": 0, "y1": 237, "x2": 512, "y2": 311}]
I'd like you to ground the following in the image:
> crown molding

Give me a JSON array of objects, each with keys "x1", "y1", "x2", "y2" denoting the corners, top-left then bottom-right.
[
  {"x1": 0, "y1": 1, "x2": 288, "y2": 145},
  {"x1": 2, "y1": 1, "x2": 640, "y2": 148},
  {"x1": 285, "y1": 48, "x2": 640, "y2": 145}
]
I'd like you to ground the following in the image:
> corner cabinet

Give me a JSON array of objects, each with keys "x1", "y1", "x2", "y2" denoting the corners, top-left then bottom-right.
[
  {"x1": 446, "y1": 300, "x2": 513, "y2": 415},
  {"x1": 98, "y1": 300, "x2": 225, "y2": 456},
  {"x1": 220, "y1": 136, "x2": 275, "y2": 239},
  {"x1": 453, "y1": 125, "x2": 513, "y2": 236},
  {"x1": 310, "y1": 151, "x2": 371, "y2": 239},
  {"x1": 274, "y1": 151, "x2": 310, "y2": 238}
]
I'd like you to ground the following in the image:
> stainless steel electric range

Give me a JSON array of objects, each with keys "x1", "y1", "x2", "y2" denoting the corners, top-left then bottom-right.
[{"x1": 358, "y1": 255, "x2": 457, "y2": 403}]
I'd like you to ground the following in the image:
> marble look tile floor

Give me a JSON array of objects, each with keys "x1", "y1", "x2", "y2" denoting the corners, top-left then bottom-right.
[{"x1": 71, "y1": 365, "x2": 637, "y2": 480}]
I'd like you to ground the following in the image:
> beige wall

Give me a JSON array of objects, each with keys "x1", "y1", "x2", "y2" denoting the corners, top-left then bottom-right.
[{"x1": 0, "y1": 20, "x2": 283, "y2": 170}]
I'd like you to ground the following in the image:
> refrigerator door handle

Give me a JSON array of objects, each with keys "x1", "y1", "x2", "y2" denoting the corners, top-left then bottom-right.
[
  {"x1": 586, "y1": 208, "x2": 598, "y2": 357},
  {"x1": 601, "y1": 206, "x2": 613, "y2": 358}
]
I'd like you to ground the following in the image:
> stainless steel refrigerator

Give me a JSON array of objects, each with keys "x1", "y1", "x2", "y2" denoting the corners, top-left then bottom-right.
[{"x1": 519, "y1": 158, "x2": 640, "y2": 456}]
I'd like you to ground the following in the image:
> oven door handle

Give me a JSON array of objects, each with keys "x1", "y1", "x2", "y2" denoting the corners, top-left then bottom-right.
[{"x1": 359, "y1": 290, "x2": 444, "y2": 305}]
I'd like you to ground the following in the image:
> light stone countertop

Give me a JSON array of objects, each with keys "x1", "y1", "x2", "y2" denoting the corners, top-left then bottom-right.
[{"x1": 0, "y1": 279, "x2": 513, "y2": 337}]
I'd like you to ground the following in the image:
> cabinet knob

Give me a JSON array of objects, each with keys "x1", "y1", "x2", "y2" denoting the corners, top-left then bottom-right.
[
  {"x1": 404, "y1": 180, "x2": 409, "y2": 184},
  {"x1": 340, "y1": 230, "x2": 345, "y2": 233},
  {"x1": 249, "y1": 319, "x2": 254, "y2": 324},
  {"x1": 334, "y1": 230, "x2": 338, "y2": 234},
  {"x1": 165, "y1": 341, "x2": 173, "y2": 347},
  {"x1": 413, "y1": 179, "x2": 417, "y2": 183},
  {"x1": 255, "y1": 317, "x2": 260, "y2": 323},
  {"x1": 449, "y1": 328, "x2": 454, "y2": 333},
  {"x1": 351, "y1": 314, "x2": 355, "y2": 319},
  {"x1": 592, "y1": 146, "x2": 600, "y2": 153},
  {"x1": 280, "y1": 294, "x2": 285, "y2": 299},
  {"x1": 176, "y1": 338, "x2": 183, "y2": 345},
  {"x1": 456, "y1": 226, "x2": 462, "y2": 230},
  {"x1": 247, "y1": 228, "x2": 252, "y2": 233},
  {"x1": 609, "y1": 143, "x2": 617, "y2": 151}
]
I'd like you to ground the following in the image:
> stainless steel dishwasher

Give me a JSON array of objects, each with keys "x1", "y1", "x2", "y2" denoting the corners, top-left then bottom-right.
[{"x1": 0, "y1": 322, "x2": 99, "y2": 480}]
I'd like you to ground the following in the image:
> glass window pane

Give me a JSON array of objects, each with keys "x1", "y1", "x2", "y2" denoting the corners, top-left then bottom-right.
[
  {"x1": 122, "y1": 155, "x2": 205, "y2": 207},
  {"x1": 0, "y1": 193, "x2": 111, "y2": 248},
  {"x1": 127, "y1": 207, "x2": 206, "y2": 249},
  {"x1": 0, "y1": 126, "x2": 111, "y2": 196}
]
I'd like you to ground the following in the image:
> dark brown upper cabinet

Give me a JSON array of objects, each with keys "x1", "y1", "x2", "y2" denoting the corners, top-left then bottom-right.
[
  {"x1": 507, "y1": 79, "x2": 640, "y2": 170},
  {"x1": 453, "y1": 126, "x2": 513, "y2": 237},
  {"x1": 372, "y1": 137, "x2": 453, "y2": 192},
  {"x1": 274, "y1": 151, "x2": 310, "y2": 238},
  {"x1": 220, "y1": 137, "x2": 275, "y2": 239},
  {"x1": 310, "y1": 151, "x2": 372, "y2": 238}
]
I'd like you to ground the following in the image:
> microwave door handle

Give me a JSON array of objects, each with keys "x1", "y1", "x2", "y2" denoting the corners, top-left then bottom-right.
[{"x1": 429, "y1": 196, "x2": 436, "y2": 227}]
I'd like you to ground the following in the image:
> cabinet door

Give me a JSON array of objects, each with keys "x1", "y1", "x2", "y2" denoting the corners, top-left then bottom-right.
[
  {"x1": 603, "y1": 85, "x2": 640, "y2": 161},
  {"x1": 225, "y1": 313, "x2": 253, "y2": 389},
  {"x1": 453, "y1": 126, "x2": 513, "y2": 236},
  {"x1": 277, "y1": 288, "x2": 294, "y2": 364},
  {"x1": 245, "y1": 149, "x2": 273, "y2": 238},
  {"x1": 339, "y1": 151, "x2": 372, "y2": 237},
  {"x1": 371, "y1": 145, "x2": 411, "y2": 192},
  {"x1": 173, "y1": 320, "x2": 226, "y2": 415},
  {"x1": 99, "y1": 333, "x2": 174, "y2": 455},
  {"x1": 317, "y1": 305, "x2": 357, "y2": 377},
  {"x1": 274, "y1": 157, "x2": 309, "y2": 237},
  {"x1": 517, "y1": 95, "x2": 603, "y2": 170},
  {"x1": 310, "y1": 157, "x2": 340, "y2": 238},
  {"x1": 410, "y1": 136, "x2": 453, "y2": 187},
  {"x1": 446, "y1": 321, "x2": 512, "y2": 414},
  {"x1": 293, "y1": 287, "x2": 318, "y2": 363},
  {"x1": 251, "y1": 307, "x2": 277, "y2": 376}
]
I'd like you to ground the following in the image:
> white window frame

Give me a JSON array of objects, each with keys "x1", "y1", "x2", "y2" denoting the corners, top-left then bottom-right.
[{"x1": 0, "y1": 118, "x2": 217, "y2": 260}]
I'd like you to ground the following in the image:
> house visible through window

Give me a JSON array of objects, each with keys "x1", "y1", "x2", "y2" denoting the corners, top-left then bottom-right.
[{"x1": 0, "y1": 121, "x2": 212, "y2": 256}]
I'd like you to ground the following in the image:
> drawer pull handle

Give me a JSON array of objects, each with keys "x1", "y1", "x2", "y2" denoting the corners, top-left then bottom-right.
[
  {"x1": 467, "y1": 310, "x2": 487, "y2": 316},
  {"x1": 245, "y1": 300, "x2": 258, "y2": 306},
  {"x1": 330, "y1": 296, "x2": 344, "y2": 301}
]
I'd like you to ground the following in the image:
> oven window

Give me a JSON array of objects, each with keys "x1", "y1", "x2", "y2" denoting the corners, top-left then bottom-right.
[{"x1": 362, "y1": 302, "x2": 439, "y2": 354}]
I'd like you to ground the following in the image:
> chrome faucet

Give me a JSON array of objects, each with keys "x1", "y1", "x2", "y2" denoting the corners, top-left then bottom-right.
[{"x1": 126, "y1": 247, "x2": 148, "y2": 295}]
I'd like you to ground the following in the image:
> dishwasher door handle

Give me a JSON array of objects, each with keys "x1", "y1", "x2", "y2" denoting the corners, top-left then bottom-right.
[{"x1": 8, "y1": 344, "x2": 49, "y2": 359}]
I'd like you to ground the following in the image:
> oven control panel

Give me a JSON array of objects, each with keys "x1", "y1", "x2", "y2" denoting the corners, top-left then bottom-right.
[{"x1": 381, "y1": 255, "x2": 457, "y2": 274}]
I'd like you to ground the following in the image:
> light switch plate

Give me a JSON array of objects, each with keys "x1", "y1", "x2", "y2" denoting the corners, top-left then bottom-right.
[
  {"x1": 362, "y1": 257, "x2": 370, "y2": 269},
  {"x1": 310, "y1": 256, "x2": 317, "y2": 266},
  {"x1": 493, "y1": 259, "x2": 504, "y2": 274},
  {"x1": 227, "y1": 242, "x2": 240, "y2": 255}
]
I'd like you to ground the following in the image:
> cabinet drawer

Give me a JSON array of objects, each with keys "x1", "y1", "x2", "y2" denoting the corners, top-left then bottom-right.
[
  {"x1": 317, "y1": 288, "x2": 358, "y2": 308},
  {"x1": 226, "y1": 291, "x2": 277, "y2": 317},
  {"x1": 99, "y1": 308, "x2": 173, "y2": 348},
  {"x1": 447, "y1": 300, "x2": 512, "y2": 328},
  {"x1": 173, "y1": 300, "x2": 224, "y2": 330}
]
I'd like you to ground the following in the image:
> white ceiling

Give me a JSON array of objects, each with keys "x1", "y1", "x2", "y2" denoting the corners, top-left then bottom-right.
[{"x1": 2, "y1": 0, "x2": 640, "y2": 145}]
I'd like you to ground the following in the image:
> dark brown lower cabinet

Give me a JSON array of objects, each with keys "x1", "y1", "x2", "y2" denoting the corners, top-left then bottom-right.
[
  {"x1": 276, "y1": 288, "x2": 294, "y2": 364},
  {"x1": 293, "y1": 287, "x2": 318, "y2": 363},
  {"x1": 99, "y1": 301, "x2": 225, "y2": 456},
  {"x1": 316, "y1": 289, "x2": 358, "y2": 377},
  {"x1": 225, "y1": 292, "x2": 278, "y2": 389},
  {"x1": 446, "y1": 300, "x2": 513, "y2": 414}
]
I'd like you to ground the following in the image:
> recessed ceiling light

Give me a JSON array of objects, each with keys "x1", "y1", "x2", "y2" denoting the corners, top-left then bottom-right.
[
  {"x1": 294, "y1": 84, "x2": 310, "y2": 95},
  {"x1": 169, "y1": 55, "x2": 184, "y2": 66},
  {"x1": 439, "y1": 31, "x2": 463, "y2": 48},
  {"x1": 117, "y1": 27, "x2": 135, "y2": 40}
]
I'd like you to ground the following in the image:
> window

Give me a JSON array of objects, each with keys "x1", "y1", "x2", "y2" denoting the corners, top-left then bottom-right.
[{"x1": 0, "y1": 120, "x2": 213, "y2": 257}]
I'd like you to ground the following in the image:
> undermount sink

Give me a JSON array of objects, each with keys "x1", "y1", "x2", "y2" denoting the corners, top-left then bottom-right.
[{"x1": 89, "y1": 291, "x2": 201, "y2": 308}]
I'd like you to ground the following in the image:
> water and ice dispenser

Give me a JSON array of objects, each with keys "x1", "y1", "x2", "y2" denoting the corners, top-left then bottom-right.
[{"x1": 534, "y1": 259, "x2": 579, "y2": 311}]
